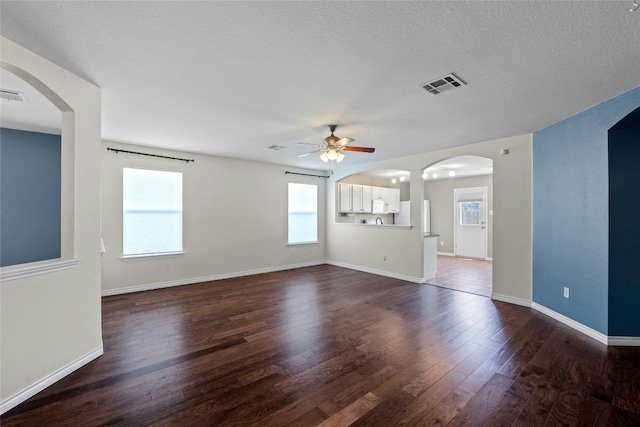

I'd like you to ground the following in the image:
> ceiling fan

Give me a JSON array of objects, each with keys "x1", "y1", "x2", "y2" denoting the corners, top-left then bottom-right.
[{"x1": 297, "y1": 124, "x2": 375, "y2": 163}]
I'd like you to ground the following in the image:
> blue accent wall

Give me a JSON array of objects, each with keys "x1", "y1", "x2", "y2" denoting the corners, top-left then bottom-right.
[
  {"x1": 533, "y1": 87, "x2": 640, "y2": 336},
  {"x1": 0, "y1": 127, "x2": 61, "y2": 267}
]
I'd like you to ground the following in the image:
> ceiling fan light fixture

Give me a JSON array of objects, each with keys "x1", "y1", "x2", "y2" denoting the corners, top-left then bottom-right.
[{"x1": 296, "y1": 124, "x2": 373, "y2": 163}]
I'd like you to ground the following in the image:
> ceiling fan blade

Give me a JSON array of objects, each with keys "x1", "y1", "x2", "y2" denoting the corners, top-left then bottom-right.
[
  {"x1": 343, "y1": 146, "x2": 375, "y2": 153},
  {"x1": 339, "y1": 137, "x2": 355, "y2": 146},
  {"x1": 298, "y1": 149, "x2": 322, "y2": 158},
  {"x1": 295, "y1": 141, "x2": 320, "y2": 146}
]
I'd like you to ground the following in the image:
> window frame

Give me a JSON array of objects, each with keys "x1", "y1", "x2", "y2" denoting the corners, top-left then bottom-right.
[
  {"x1": 287, "y1": 182, "x2": 319, "y2": 246},
  {"x1": 122, "y1": 167, "x2": 184, "y2": 258}
]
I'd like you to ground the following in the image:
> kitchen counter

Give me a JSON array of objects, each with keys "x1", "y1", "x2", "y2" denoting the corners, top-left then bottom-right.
[
  {"x1": 424, "y1": 233, "x2": 439, "y2": 238},
  {"x1": 337, "y1": 223, "x2": 412, "y2": 230}
]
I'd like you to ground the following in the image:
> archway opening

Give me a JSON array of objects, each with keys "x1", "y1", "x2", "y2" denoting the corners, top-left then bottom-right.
[
  {"x1": 0, "y1": 65, "x2": 68, "y2": 267},
  {"x1": 421, "y1": 156, "x2": 493, "y2": 297}
]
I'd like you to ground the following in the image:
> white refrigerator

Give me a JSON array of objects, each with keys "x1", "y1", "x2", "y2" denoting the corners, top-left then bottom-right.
[
  {"x1": 394, "y1": 200, "x2": 430, "y2": 233},
  {"x1": 424, "y1": 200, "x2": 431, "y2": 234}
]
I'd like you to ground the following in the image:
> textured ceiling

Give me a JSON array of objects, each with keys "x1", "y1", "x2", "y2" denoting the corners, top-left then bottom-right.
[{"x1": 1, "y1": 1, "x2": 639, "y2": 170}]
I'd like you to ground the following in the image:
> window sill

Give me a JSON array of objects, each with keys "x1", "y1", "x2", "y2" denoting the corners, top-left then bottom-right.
[
  {"x1": 287, "y1": 241, "x2": 319, "y2": 246},
  {"x1": 120, "y1": 251, "x2": 185, "y2": 261},
  {"x1": 0, "y1": 258, "x2": 80, "y2": 282}
]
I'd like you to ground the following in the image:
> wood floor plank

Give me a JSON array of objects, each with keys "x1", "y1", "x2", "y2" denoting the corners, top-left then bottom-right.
[
  {"x1": 446, "y1": 373, "x2": 514, "y2": 426},
  {"x1": 2, "y1": 264, "x2": 639, "y2": 426},
  {"x1": 316, "y1": 392, "x2": 382, "y2": 427}
]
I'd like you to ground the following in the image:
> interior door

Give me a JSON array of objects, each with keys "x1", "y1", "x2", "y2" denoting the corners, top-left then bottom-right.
[{"x1": 454, "y1": 187, "x2": 487, "y2": 259}]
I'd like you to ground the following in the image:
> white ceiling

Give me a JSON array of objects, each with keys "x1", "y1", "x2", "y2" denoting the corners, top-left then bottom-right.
[{"x1": 1, "y1": 1, "x2": 639, "y2": 170}]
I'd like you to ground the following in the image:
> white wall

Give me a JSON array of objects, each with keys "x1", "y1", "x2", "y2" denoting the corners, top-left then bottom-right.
[
  {"x1": 327, "y1": 134, "x2": 532, "y2": 303},
  {"x1": 0, "y1": 37, "x2": 102, "y2": 412},
  {"x1": 425, "y1": 174, "x2": 494, "y2": 257},
  {"x1": 101, "y1": 141, "x2": 327, "y2": 294}
]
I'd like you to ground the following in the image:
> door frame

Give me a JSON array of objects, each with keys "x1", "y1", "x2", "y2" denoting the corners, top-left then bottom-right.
[{"x1": 453, "y1": 186, "x2": 488, "y2": 260}]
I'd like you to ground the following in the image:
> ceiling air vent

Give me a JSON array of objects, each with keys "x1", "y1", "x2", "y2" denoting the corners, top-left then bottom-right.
[
  {"x1": 266, "y1": 145, "x2": 287, "y2": 151},
  {"x1": 421, "y1": 73, "x2": 466, "y2": 95},
  {"x1": 0, "y1": 89, "x2": 26, "y2": 102}
]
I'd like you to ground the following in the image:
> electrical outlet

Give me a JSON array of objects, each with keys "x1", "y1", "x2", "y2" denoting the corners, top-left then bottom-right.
[
  {"x1": 440, "y1": 241, "x2": 444, "y2": 246},
  {"x1": 383, "y1": 255, "x2": 387, "y2": 261},
  {"x1": 563, "y1": 287, "x2": 569, "y2": 298}
]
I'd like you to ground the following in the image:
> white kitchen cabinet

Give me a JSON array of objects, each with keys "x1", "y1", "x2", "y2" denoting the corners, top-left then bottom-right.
[
  {"x1": 379, "y1": 187, "x2": 400, "y2": 213},
  {"x1": 351, "y1": 185, "x2": 362, "y2": 212},
  {"x1": 361, "y1": 185, "x2": 373, "y2": 213},
  {"x1": 339, "y1": 184, "x2": 374, "y2": 213},
  {"x1": 372, "y1": 186, "x2": 383, "y2": 200},
  {"x1": 338, "y1": 183, "x2": 352, "y2": 212}
]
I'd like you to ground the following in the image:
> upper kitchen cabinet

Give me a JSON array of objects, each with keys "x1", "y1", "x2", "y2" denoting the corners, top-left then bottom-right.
[
  {"x1": 380, "y1": 187, "x2": 400, "y2": 213},
  {"x1": 338, "y1": 183, "x2": 373, "y2": 213},
  {"x1": 338, "y1": 183, "x2": 352, "y2": 212}
]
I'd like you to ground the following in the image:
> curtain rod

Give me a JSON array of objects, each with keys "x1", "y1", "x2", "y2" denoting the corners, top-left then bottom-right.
[
  {"x1": 285, "y1": 171, "x2": 330, "y2": 179},
  {"x1": 107, "y1": 147, "x2": 194, "y2": 163}
]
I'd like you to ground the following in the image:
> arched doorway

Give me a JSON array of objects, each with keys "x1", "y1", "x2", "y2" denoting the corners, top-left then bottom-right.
[
  {"x1": 421, "y1": 156, "x2": 493, "y2": 297},
  {"x1": 0, "y1": 65, "x2": 68, "y2": 267}
]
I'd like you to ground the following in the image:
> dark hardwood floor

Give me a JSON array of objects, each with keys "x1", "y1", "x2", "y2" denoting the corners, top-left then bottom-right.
[{"x1": 2, "y1": 265, "x2": 639, "y2": 426}]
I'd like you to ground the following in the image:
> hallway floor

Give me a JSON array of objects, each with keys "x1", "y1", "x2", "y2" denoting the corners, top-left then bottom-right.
[{"x1": 426, "y1": 255, "x2": 492, "y2": 297}]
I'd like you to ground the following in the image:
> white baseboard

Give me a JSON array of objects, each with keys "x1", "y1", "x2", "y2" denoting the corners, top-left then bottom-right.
[
  {"x1": 531, "y1": 302, "x2": 609, "y2": 345},
  {"x1": 531, "y1": 303, "x2": 640, "y2": 347},
  {"x1": 607, "y1": 336, "x2": 640, "y2": 346},
  {"x1": 326, "y1": 260, "x2": 423, "y2": 284},
  {"x1": 102, "y1": 261, "x2": 326, "y2": 296},
  {"x1": 0, "y1": 345, "x2": 103, "y2": 415},
  {"x1": 437, "y1": 252, "x2": 455, "y2": 257},
  {"x1": 491, "y1": 293, "x2": 532, "y2": 307}
]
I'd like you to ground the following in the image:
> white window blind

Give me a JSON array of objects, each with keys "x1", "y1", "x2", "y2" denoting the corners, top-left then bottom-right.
[
  {"x1": 459, "y1": 201, "x2": 482, "y2": 226},
  {"x1": 288, "y1": 183, "x2": 318, "y2": 244},
  {"x1": 123, "y1": 168, "x2": 183, "y2": 256}
]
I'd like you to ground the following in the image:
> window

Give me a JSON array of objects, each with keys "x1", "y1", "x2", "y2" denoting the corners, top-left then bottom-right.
[
  {"x1": 123, "y1": 168, "x2": 183, "y2": 256},
  {"x1": 288, "y1": 183, "x2": 318, "y2": 244},
  {"x1": 459, "y1": 201, "x2": 481, "y2": 226}
]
